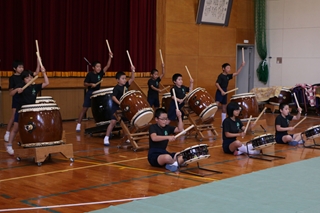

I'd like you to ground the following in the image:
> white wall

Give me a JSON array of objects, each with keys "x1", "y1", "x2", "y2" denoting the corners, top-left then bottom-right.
[{"x1": 255, "y1": 0, "x2": 320, "y2": 87}]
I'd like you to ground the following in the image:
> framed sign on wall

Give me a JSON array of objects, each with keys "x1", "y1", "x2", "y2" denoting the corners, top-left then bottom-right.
[{"x1": 196, "y1": 0, "x2": 233, "y2": 26}]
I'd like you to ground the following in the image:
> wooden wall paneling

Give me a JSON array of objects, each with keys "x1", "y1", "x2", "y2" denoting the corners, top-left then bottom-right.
[
  {"x1": 166, "y1": 0, "x2": 199, "y2": 23},
  {"x1": 0, "y1": 91, "x2": 12, "y2": 124}
]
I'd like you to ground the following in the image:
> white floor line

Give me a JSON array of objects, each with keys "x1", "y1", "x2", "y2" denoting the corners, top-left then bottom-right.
[{"x1": 0, "y1": 196, "x2": 151, "y2": 212}]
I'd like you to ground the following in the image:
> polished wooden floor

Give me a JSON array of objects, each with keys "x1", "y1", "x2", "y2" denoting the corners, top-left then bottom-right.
[{"x1": 1, "y1": 109, "x2": 320, "y2": 212}]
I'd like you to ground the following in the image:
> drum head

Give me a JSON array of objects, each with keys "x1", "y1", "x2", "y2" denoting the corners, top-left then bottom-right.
[
  {"x1": 231, "y1": 93, "x2": 256, "y2": 99},
  {"x1": 131, "y1": 108, "x2": 154, "y2": 127},
  {"x1": 36, "y1": 96, "x2": 53, "y2": 99},
  {"x1": 119, "y1": 90, "x2": 140, "y2": 104},
  {"x1": 305, "y1": 125, "x2": 320, "y2": 139},
  {"x1": 199, "y1": 104, "x2": 218, "y2": 120},
  {"x1": 253, "y1": 133, "x2": 273, "y2": 140},
  {"x1": 91, "y1": 87, "x2": 113, "y2": 98},
  {"x1": 162, "y1": 93, "x2": 171, "y2": 98}
]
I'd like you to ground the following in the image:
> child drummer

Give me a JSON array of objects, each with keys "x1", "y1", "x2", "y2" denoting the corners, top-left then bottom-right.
[
  {"x1": 167, "y1": 73, "x2": 193, "y2": 124},
  {"x1": 275, "y1": 103, "x2": 303, "y2": 146},
  {"x1": 148, "y1": 108, "x2": 184, "y2": 172}
]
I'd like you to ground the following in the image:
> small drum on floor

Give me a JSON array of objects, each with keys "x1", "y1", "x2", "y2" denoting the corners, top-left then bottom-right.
[
  {"x1": 186, "y1": 87, "x2": 218, "y2": 120},
  {"x1": 179, "y1": 144, "x2": 210, "y2": 165},
  {"x1": 91, "y1": 88, "x2": 114, "y2": 125},
  {"x1": 120, "y1": 90, "x2": 154, "y2": 127},
  {"x1": 18, "y1": 103, "x2": 63, "y2": 147},
  {"x1": 268, "y1": 88, "x2": 292, "y2": 104},
  {"x1": 230, "y1": 93, "x2": 259, "y2": 119},
  {"x1": 303, "y1": 125, "x2": 320, "y2": 139},
  {"x1": 251, "y1": 134, "x2": 276, "y2": 149},
  {"x1": 36, "y1": 96, "x2": 56, "y2": 104},
  {"x1": 161, "y1": 93, "x2": 171, "y2": 112}
]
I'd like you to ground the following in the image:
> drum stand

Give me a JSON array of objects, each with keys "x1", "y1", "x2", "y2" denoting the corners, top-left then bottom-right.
[
  {"x1": 182, "y1": 106, "x2": 218, "y2": 142},
  {"x1": 14, "y1": 131, "x2": 74, "y2": 166},
  {"x1": 301, "y1": 133, "x2": 320, "y2": 149},
  {"x1": 84, "y1": 121, "x2": 122, "y2": 136},
  {"x1": 176, "y1": 157, "x2": 222, "y2": 177},
  {"x1": 245, "y1": 141, "x2": 285, "y2": 161},
  {"x1": 114, "y1": 111, "x2": 150, "y2": 152}
]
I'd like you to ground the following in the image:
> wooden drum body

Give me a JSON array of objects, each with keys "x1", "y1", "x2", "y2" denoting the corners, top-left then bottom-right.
[
  {"x1": 186, "y1": 87, "x2": 218, "y2": 119},
  {"x1": 120, "y1": 90, "x2": 153, "y2": 127},
  {"x1": 230, "y1": 93, "x2": 259, "y2": 119},
  {"x1": 303, "y1": 125, "x2": 320, "y2": 140},
  {"x1": 161, "y1": 93, "x2": 171, "y2": 112},
  {"x1": 180, "y1": 144, "x2": 210, "y2": 165},
  {"x1": 269, "y1": 88, "x2": 292, "y2": 104},
  {"x1": 91, "y1": 88, "x2": 114, "y2": 124},
  {"x1": 251, "y1": 134, "x2": 276, "y2": 149},
  {"x1": 18, "y1": 103, "x2": 63, "y2": 147}
]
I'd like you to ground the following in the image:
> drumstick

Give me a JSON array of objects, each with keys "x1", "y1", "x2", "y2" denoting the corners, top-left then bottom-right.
[
  {"x1": 293, "y1": 92, "x2": 301, "y2": 110},
  {"x1": 172, "y1": 88, "x2": 179, "y2": 110},
  {"x1": 293, "y1": 117, "x2": 307, "y2": 128},
  {"x1": 253, "y1": 107, "x2": 267, "y2": 125},
  {"x1": 106, "y1": 40, "x2": 113, "y2": 58},
  {"x1": 123, "y1": 86, "x2": 126, "y2": 95},
  {"x1": 160, "y1": 86, "x2": 170, "y2": 92},
  {"x1": 243, "y1": 115, "x2": 252, "y2": 138},
  {"x1": 159, "y1": 49, "x2": 164, "y2": 64},
  {"x1": 36, "y1": 52, "x2": 43, "y2": 68},
  {"x1": 174, "y1": 125, "x2": 194, "y2": 139},
  {"x1": 242, "y1": 47, "x2": 245, "y2": 63},
  {"x1": 185, "y1": 66, "x2": 192, "y2": 79},
  {"x1": 21, "y1": 75, "x2": 39, "y2": 91},
  {"x1": 126, "y1": 50, "x2": 133, "y2": 67},
  {"x1": 225, "y1": 88, "x2": 238, "y2": 95},
  {"x1": 35, "y1": 40, "x2": 40, "y2": 55},
  {"x1": 95, "y1": 79, "x2": 103, "y2": 86}
]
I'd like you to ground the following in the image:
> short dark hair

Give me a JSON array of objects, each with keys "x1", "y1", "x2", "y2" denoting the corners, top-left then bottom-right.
[
  {"x1": 150, "y1": 69, "x2": 158, "y2": 75},
  {"x1": 154, "y1": 108, "x2": 167, "y2": 118},
  {"x1": 279, "y1": 103, "x2": 288, "y2": 110},
  {"x1": 115, "y1": 71, "x2": 126, "y2": 80},
  {"x1": 91, "y1": 61, "x2": 101, "y2": 67},
  {"x1": 172, "y1": 73, "x2": 182, "y2": 82},
  {"x1": 20, "y1": 70, "x2": 33, "y2": 80},
  {"x1": 222, "y1": 63, "x2": 230, "y2": 69},
  {"x1": 13, "y1": 60, "x2": 23, "y2": 69},
  {"x1": 227, "y1": 101, "x2": 241, "y2": 117}
]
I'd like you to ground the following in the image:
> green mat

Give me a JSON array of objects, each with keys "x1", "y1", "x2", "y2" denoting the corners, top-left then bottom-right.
[{"x1": 91, "y1": 157, "x2": 320, "y2": 213}]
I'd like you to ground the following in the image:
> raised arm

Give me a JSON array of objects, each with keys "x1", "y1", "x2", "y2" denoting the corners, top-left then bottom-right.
[
  {"x1": 103, "y1": 52, "x2": 113, "y2": 73},
  {"x1": 159, "y1": 63, "x2": 165, "y2": 79},
  {"x1": 33, "y1": 58, "x2": 40, "y2": 76},
  {"x1": 41, "y1": 67, "x2": 49, "y2": 88},
  {"x1": 128, "y1": 66, "x2": 135, "y2": 85},
  {"x1": 233, "y1": 62, "x2": 245, "y2": 77}
]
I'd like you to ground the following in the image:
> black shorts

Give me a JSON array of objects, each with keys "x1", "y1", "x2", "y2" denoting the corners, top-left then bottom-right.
[
  {"x1": 222, "y1": 138, "x2": 236, "y2": 154},
  {"x1": 148, "y1": 148, "x2": 176, "y2": 167},
  {"x1": 147, "y1": 97, "x2": 160, "y2": 108},
  {"x1": 83, "y1": 90, "x2": 93, "y2": 108},
  {"x1": 276, "y1": 134, "x2": 293, "y2": 144},
  {"x1": 168, "y1": 100, "x2": 184, "y2": 121},
  {"x1": 215, "y1": 89, "x2": 227, "y2": 105}
]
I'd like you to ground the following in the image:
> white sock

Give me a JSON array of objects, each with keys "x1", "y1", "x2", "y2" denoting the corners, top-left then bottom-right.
[
  {"x1": 104, "y1": 136, "x2": 109, "y2": 140},
  {"x1": 238, "y1": 144, "x2": 247, "y2": 153},
  {"x1": 170, "y1": 161, "x2": 178, "y2": 166},
  {"x1": 5, "y1": 131, "x2": 10, "y2": 134},
  {"x1": 221, "y1": 113, "x2": 226, "y2": 123}
]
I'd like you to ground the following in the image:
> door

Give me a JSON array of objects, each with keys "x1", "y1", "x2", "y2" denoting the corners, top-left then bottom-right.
[{"x1": 236, "y1": 45, "x2": 254, "y2": 94}]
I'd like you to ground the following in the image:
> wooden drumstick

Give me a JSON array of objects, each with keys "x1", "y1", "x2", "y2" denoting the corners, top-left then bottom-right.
[
  {"x1": 293, "y1": 92, "x2": 301, "y2": 110},
  {"x1": 172, "y1": 88, "x2": 179, "y2": 110},
  {"x1": 159, "y1": 49, "x2": 164, "y2": 64},
  {"x1": 185, "y1": 66, "x2": 192, "y2": 79},
  {"x1": 123, "y1": 86, "x2": 126, "y2": 95},
  {"x1": 22, "y1": 75, "x2": 39, "y2": 91},
  {"x1": 95, "y1": 79, "x2": 103, "y2": 86},
  {"x1": 243, "y1": 115, "x2": 252, "y2": 138},
  {"x1": 253, "y1": 107, "x2": 267, "y2": 125},
  {"x1": 242, "y1": 47, "x2": 245, "y2": 63},
  {"x1": 174, "y1": 125, "x2": 194, "y2": 139},
  {"x1": 225, "y1": 88, "x2": 238, "y2": 95},
  {"x1": 293, "y1": 117, "x2": 307, "y2": 128},
  {"x1": 35, "y1": 40, "x2": 40, "y2": 55},
  {"x1": 160, "y1": 86, "x2": 170, "y2": 92},
  {"x1": 106, "y1": 40, "x2": 113, "y2": 58},
  {"x1": 36, "y1": 52, "x2": 43, "y2": 68},
  {"x1": 126, "y1": 50, "x2": 133, "y2": 67}
]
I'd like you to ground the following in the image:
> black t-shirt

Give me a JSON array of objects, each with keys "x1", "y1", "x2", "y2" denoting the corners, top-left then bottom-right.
[
  {"x1": 222, "y1": 117, "x2": 243, "y2": 141},
  {"x1": 84, "y1": 71, "x2": 105, "y2": 91},
  {"x1": 147, "y1": 77, "x2": 161, "y2": 98},
  {"x1": 216, "y1": 73, "x2": 233, "y2": 89},
  {"x1": 17, "y1": 83, "x2": 43, "y2": 110},
  {"x1": 149, "y1": 124, "x2": 176, "y2": 149},
  {"x1": 170, "y1": 85, "x2": 189, "y2": 99},
  {"x1": 275, "y1": 114, "x2": 293, "y2": 136},
  {"x1": 113, "y1": 82, "x2": 130, "y2": 103},
  {"x1": 9, "y1": 74, "x2": 23, "y2": 101}
]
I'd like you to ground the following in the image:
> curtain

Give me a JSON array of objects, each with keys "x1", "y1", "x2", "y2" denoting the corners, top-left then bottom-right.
[
  {"x1": 255, "y1": 0, "x2": 268, "y2": 84},
  {"x1": 0, "y1": 0, "x2": 156, "y2": 74}
]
